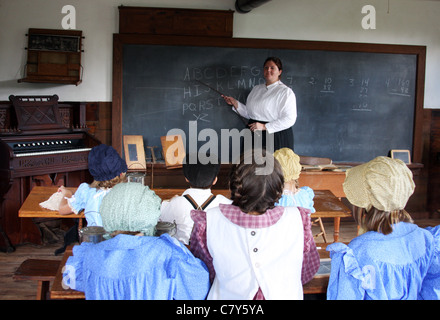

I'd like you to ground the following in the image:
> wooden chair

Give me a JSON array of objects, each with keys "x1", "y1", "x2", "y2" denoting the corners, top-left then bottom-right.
[
  {"x1": 313, "y1": 217, "x2": 327, "y2": 243},
  {"x1": 13, "y1": 259, "x2": 60, "y2": 300},
  {"x1": 299, "y1": 155, "x2": 333, "y2": 243}
]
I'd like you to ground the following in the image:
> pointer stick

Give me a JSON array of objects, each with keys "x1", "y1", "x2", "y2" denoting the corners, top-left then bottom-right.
[
  {"x1": 195, "y1": 79, "x2": 226, "y2": 97},
  {"x1": 195, "y1": 79, "x2": 249, "y2": 127}
]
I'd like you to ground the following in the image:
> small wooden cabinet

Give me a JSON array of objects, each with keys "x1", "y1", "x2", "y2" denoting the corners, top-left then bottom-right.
[{"x1": 19, "y1": 28, "x2": 83, "y2": 85}]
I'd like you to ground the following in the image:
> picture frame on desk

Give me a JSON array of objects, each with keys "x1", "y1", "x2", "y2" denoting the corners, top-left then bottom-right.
[
  {"x1": 391, "y1": 149, "x2": 411, "y2": 164},
  {"x1": 123, "y1": 135, "x2": 146, "y2": 170}
]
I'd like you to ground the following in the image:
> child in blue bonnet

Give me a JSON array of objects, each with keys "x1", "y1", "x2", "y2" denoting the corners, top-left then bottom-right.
[
  {"x1": 58, "y1": 144, "x2": 127, "y2": 226},
  {"x1": 327, "y1": 156, "x2": 440, "y2": 300}
]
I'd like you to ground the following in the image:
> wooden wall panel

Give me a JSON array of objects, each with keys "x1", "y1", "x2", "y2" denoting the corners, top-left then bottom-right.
[{"x1": 428, "y1": 110, "x2": 440, "y2": 215}]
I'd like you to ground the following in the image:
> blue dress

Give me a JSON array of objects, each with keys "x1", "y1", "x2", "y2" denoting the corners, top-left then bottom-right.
[
  {"x1": 326, "y1": 222, "x2": 440, "y2": 300},
  {"x1": 63, "y1": 234, "x2": 210, "y2": 300},
  {"x1": 276, "y1": 186, "x2": 315, "y2": 213},
  {"x1": 67, "y1": 182, "x2": 111, "y2": 226}
]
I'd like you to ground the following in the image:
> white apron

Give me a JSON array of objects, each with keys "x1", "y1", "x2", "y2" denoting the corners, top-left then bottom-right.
[{"x1": 206, "y1": 206, "x2": 304, "y2": 300}]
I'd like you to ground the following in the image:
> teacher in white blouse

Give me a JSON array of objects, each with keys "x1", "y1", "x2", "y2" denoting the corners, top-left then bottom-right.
[{"x1": 222, "y1": 57, "x2": 297, "y2": 152}]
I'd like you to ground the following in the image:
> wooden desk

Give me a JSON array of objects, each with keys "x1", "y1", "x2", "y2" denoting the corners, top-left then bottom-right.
[
  {"x1": 50, "y1": 245, "x2": 84, "y2": 300},
  {"x1": 18, "y1": 186, "x2": 84, "y2": 219},
  {"x1": 312, "y1": 190, "x2": 352, "y2": 242},
  {"x1": 144, "y1": 164, "x2": 348, "y2": 198},
  {"x1": 19, "y1": 186, "x2": 85, "y2": 234},
  {"x1": 50, "y1": 243, "x2": 332, "y2": 299},
  {"x1": 299, "y1": 171, "x2": 346, "y2": 199},
  {"x1": 18, "y1": 187, "x2": 230, "y2": 219},
  {"x1": 19, "y1": 186, "x2": 351, "y2": 242}
]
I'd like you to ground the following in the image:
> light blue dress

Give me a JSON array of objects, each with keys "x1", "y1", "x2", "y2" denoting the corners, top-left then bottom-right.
[
  {"x1": 276, "y1": 186, "x2": 315, "y2": 213},
  {"x1": 326, "y1": 222, "x2": 440, "y2": 300},
  {"x1": 63, "y1": 234, "x2": 210, "y2": 300},
  {"x1": 67, "y1": 182, "x2": 111, "y2": 226}
]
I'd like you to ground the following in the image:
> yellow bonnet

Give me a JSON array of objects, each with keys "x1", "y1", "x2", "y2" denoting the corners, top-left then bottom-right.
[
  {"x1": 273, "y1": 148, "x2": 302, "y2": 181},
  {"x1": 343, "y1": 156, "x2": 415, "y2": 212}
]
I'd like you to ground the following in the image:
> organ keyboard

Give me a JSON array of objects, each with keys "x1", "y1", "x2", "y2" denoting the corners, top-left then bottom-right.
[
  {"x1": 14, "y1": 148, "x2": 92, "y2": 158},
  {"x1": 5, "y1": 134, "x2": 91, "y2": 156},
  {"x1": 0, "y1": 95, "x2": 100, "y2": 249}
]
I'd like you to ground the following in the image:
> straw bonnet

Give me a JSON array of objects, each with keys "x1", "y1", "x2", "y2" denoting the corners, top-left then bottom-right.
[
  {"x1": 273, "y1": 148, "x2": 302, "y2": 181},
  {"x1": 343, "y1": 156, "x2": 415, "y2": 212},
  {"x1": 100, "y1": 183, "x2": 162, "y2": 236}
]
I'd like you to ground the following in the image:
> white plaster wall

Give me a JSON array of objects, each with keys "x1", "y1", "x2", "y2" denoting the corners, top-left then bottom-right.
[{"x1": 0, "y1": 0, "x2": 439, "y2": 108}]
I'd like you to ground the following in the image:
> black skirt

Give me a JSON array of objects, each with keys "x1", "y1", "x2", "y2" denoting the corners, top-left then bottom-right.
[{"x1": 248, "y1": 119, "x2": 294, "y2": 152}]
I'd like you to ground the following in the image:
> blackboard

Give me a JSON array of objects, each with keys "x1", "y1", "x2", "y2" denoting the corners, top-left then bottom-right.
[{"x1": 114, "y1": 35, "x2": 425, "y2": 163}]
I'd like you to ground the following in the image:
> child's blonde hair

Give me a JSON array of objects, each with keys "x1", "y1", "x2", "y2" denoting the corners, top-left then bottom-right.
[{"x1": 90, "y1": 173, "x2": 127, "y2": 189}]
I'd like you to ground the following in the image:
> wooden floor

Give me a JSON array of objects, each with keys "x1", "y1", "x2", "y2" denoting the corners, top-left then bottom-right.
[{"x1": 1, "y1": 216, "x2": 439, "y2": 300}]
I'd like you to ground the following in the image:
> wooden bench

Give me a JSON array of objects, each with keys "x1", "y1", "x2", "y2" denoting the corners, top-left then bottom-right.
[{"x1": 13, "y1": 259, "x2": 60, "y2": 300}]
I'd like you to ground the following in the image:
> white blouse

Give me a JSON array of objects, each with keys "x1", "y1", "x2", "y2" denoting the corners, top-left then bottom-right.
[
  {"x1": 233, "y1": 80, "x2": 297, "y2": 134},
  {"x1": 159, "y1": 188, "x2": 232, "y2": 245}
]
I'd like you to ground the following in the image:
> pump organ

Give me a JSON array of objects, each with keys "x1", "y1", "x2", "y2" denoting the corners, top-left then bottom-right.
[{"x1": 0, "y1": 95, "x2": 100, "y2": 251}]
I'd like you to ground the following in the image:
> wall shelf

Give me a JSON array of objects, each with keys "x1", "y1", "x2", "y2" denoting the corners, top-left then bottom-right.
[{"x1": 18, "y1": 28, "x2": 83, "y2": 85}]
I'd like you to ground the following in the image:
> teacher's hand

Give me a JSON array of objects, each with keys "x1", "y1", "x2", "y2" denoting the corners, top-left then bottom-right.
[
  {"x1": 248, "y1": 122, "x2": 266, "y2": 132},
  {"x1": 222, "y1": 95, "x2": 238, "y2": 109}
]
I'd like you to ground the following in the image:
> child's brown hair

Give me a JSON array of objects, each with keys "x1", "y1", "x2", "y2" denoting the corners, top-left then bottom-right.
[{"x1": 229, "y1": 149, "x2": 284, "y2": 214}]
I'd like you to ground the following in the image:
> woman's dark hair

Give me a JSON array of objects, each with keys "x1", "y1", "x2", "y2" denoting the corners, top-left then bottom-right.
[
  {"x1": 264, "y1": 57, "x2": 283, "y2": 72},
  {"x1": 229, "y1": 149, "x2": 284, "y2": 214}
]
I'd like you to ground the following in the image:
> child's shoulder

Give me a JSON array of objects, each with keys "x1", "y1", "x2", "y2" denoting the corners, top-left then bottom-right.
[
  {"x1": 299, "y1": 186, "x2": 314, "y2": 196},
  {"x1": 213, "y1": 194, "x2": 233, "y2": 204},
  {"x1": 75, "y1": 182, "x2": 94, "y2": 194},
  {"x1": 76, "y1": 183, "x2": 110, "y2": 199},
  {"x1": 77, "y1": 182, "x2": 91, "y2": 189}
]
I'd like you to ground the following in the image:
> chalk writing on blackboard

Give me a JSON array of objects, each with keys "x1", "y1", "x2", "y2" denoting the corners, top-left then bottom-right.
[
  {"x1": 181, "y1": 66, "x2": 416, "y2": 118},
  {"x1": 182, "y1": 65, "x2": 265, "y2": 124},
  {"x1": 386, "y1": 78, "x2": 412, "y2": 97},
  {"x1": 320, "y1": 77, "x2": 335, "y2": 93},
  {"x1": 308, "y1": 77, "x2": 317, "y2": 86},
  {"x1": 352, "y1": 78, "x2": 372, "y2": 112}
]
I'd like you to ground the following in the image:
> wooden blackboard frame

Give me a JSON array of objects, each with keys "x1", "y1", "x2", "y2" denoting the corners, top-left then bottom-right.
[{"x1": 112, "y1": 34, "x2": 426, "y2": 163}]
